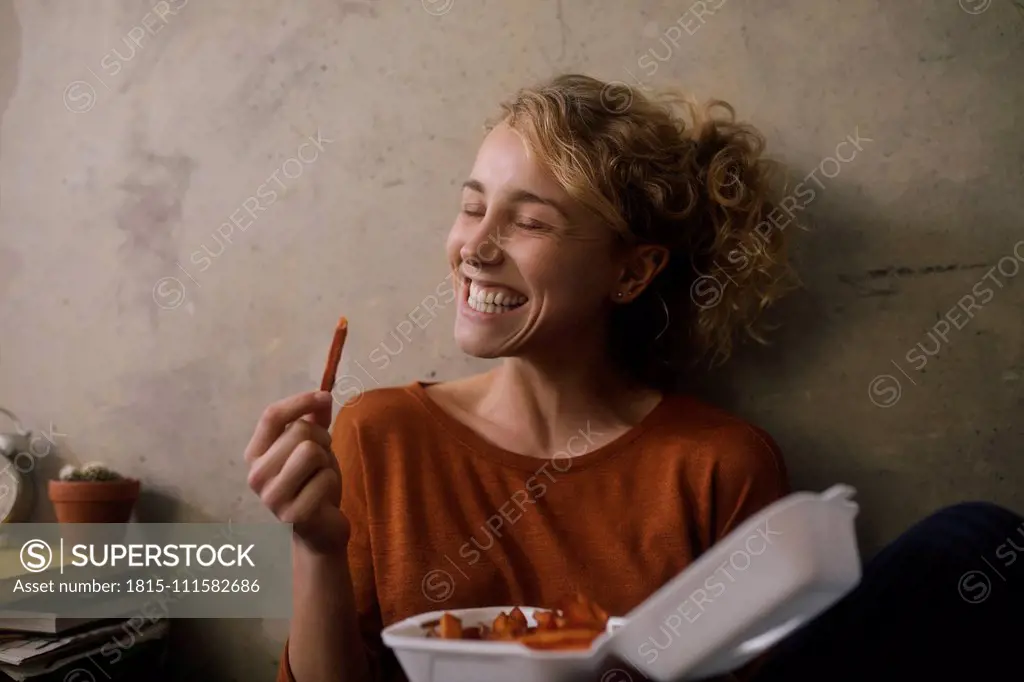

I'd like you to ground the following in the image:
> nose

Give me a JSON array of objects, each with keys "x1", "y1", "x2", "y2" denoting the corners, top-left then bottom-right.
[{"x1": 459, "y1": 219, "x2": 505, "y2": 272}]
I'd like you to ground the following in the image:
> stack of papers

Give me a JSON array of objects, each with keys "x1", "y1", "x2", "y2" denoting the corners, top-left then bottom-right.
[{"x1": 0, "y1": 619, "x2": 168, "y2": 680}]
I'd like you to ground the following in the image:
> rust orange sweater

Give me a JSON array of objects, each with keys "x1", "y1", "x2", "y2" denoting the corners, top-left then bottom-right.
[{"x1": 278, "y1": 382, "x2": 790, "y2": 682}]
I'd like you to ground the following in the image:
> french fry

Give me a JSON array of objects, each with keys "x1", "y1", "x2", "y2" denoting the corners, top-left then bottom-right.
[
  {"x1": 558, "y1": 593, "x2": 609, "y2": 630},
  {"x1": 489, "y1": 612, "x2": 516, "y2": 640},
  {"x1": 438, "y1": 613, "x2": 463, "y2": 639},
  {"x1": 319, "y1": 316, "x2": 348, "y2": 393},
  {"x1": 533, "y1": 610, "x2": 557, "y2": 630},
  {"x1": 518, "y1": 628, "x2": 604, "y2": 651},
  {"x1": 419, "y1": 594, "x2": 610, "y2": 651},
  {"x1": 508, "y1": 606, "x2": 528, "y2": 630}
]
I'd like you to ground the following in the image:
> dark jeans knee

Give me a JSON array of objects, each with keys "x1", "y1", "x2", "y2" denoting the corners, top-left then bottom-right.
[
  {"x1": 930, "y1": 500, "x2": 1022, "y2": 524},
  {"x1": 865, "y1": 500, "x2": 1024, "y2": 588},
  {"x1": 910, "y1": 500, "x2": 1024, "y2": 542}
]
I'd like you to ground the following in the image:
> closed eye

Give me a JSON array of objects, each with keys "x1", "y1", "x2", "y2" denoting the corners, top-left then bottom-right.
[{"x1": 515, "y1": 219, "x2": 550, "y2": 231}]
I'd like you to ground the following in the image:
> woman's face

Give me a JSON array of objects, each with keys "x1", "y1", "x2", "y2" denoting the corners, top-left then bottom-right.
[{"x1": 447, "y1": 121, "x2": 622, "y2": 360}]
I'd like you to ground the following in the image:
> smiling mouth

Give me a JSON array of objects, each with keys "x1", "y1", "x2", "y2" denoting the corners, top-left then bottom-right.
[{"x1": 466, "y1": 280, "x2": 528, "y2": 315}]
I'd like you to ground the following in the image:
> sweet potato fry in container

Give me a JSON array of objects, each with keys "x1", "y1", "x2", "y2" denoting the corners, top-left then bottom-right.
[
  {"x1": 533, "y1": 610, "x2": 558, "y2": 630},
  {"x1": 417, "y1": 594, "x2": 610, "y2": 651},
  {"x1": 438, "y1": 613, "x2": 462, "y2": 639},
  {"x1": 557, "y1": 593, "x2": 609, "y2": 630},
  {"x1": 518, "y1": 628, "x2": 604, "y2": 651},
  {"x1": 508, "y1": 606, "x2": 528, "y2": 630}
]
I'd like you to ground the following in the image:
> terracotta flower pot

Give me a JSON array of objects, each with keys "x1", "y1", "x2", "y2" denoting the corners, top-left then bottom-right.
[{"x1": 48, "y1": 478, "x2": 140, "y2": 524}]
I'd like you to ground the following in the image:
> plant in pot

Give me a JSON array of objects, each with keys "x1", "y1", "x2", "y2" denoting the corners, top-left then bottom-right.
[{"x1": 48, "y1": 462, "x2": 140, "y2": 524}]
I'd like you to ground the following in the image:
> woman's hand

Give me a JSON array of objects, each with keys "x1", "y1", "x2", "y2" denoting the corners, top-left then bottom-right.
[{"x1": 244, "y1": 391, "x2": 349, "y2": 555}]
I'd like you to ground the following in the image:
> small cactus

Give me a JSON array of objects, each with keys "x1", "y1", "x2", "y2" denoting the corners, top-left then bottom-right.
[{"x1": 58, "y1": 462, "x2": 123, "y2": 482}]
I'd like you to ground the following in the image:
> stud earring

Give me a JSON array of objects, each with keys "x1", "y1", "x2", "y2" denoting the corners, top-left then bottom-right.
[{"x1": 616, "y1": 292, "x2": 624, "y2": 298}]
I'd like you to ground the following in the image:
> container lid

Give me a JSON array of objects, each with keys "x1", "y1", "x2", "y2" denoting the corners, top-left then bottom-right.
[{"x1": 604, "y1": 485, "x2": 862, "y2": 680}]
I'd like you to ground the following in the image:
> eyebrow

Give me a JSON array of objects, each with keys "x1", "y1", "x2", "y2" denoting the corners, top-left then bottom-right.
[{"x1": 461, "y1": 179, "x2": 571, "y2": 222}]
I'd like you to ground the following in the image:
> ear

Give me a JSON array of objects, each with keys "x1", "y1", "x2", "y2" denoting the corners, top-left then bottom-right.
[{"x1": 612, "y1": 245, "x2": 670, "y2": 302}]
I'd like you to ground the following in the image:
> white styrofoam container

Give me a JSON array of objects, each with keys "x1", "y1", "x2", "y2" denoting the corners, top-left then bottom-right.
[
  {"x1": 382, "y1": 485, "x2": 861, "y2": 682},
  {"x1": 382, "y1": 607, "x2": 628, "y2": 682}
]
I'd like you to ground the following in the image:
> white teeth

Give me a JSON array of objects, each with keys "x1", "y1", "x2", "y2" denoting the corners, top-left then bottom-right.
[{"x1": 467, "y1": 281, "x2": 526, "y2": 314}]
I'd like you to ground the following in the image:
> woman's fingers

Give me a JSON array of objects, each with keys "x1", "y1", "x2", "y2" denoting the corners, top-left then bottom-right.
[
  {"x1": 260, "y1": 440, "x2": 334, "y2": 514},
  {"x1": 279, "y1": 468, "x2": 340, "y2": 526},
  {"x1": 244, "y1": 392, "x2": 345, "y2": 544},
  {"x1": 247, "y1": 419, "x2": 334, "y2": 494},
  {"x1": 300, "y1": 402, "x2": 333, "y2": 430},
  {"x1": 244, "y1": 391, "x2": 333, "y2": 465}
]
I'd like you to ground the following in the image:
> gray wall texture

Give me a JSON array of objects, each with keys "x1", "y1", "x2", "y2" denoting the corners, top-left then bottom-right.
[{"x1": 1, "y1": 0, "x2": 1021, "y2": 679}]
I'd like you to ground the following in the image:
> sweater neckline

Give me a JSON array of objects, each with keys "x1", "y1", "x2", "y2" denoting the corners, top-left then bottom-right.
[{"x1": 405, "y1": 381, "x2": 678, "y2": 472}]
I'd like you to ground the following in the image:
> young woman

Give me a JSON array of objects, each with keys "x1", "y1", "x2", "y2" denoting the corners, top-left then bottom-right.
[{"x1": 245, "y1": 75, "x2": 1023, "y2": 682}]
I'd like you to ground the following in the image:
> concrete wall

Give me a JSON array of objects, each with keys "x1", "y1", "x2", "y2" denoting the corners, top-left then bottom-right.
[{"x1": 1, "y1": 0, "x2": 1021, "y2": 678}]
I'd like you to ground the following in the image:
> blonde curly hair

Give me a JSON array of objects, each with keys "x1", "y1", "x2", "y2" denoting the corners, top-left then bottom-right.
[{"x1": 486, "y1": 74, "x2": 801, "y2": 389}]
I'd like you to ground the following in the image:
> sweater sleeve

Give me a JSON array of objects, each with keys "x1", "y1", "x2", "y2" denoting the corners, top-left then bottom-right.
[
  {"x1": 275, "y1": 398, "x2": 383, "y2": 682},
  {"x1": 709, "y1": 422, "x2": 791, "y2": 544}
]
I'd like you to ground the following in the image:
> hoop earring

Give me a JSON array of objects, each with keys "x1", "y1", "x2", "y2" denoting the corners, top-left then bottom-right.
[{"x1": 654, "y1": 292, "x2": 670, "y2": 341}]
